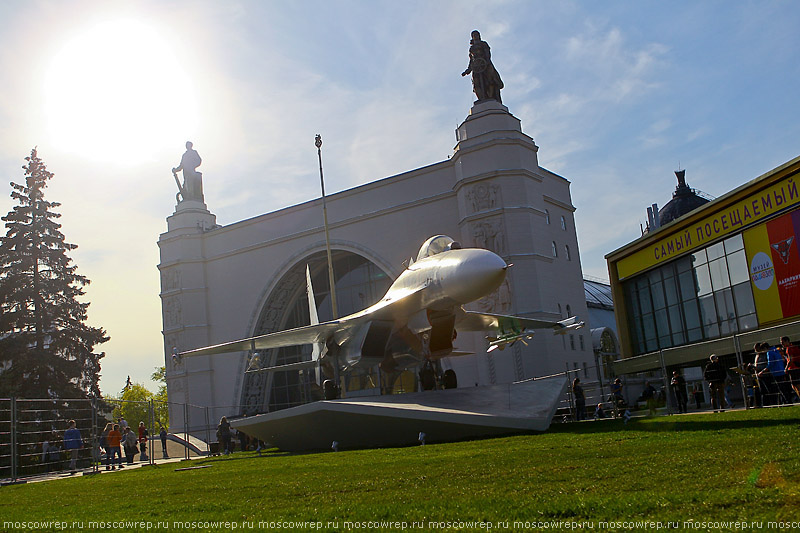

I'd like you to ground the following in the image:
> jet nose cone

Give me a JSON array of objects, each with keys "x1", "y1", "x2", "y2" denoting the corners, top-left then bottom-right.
[{"x1": 442, "y1": 249, "x2": 507, "y2": 304}]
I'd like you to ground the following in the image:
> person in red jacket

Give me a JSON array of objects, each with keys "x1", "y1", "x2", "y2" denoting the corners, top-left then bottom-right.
[
  {"x1": 781, "y1": 336, "x2": 800, "y2": 401},
  {"x1": 138, "y1": 422, "x2": 149, "y2": 461}
]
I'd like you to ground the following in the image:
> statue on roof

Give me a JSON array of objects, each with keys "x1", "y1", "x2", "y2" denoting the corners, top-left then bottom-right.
[
  {"x1": 462, "y1": 30, "x2": 504, "y2": 103},
  {"x1": 172, "y1": 141, "x2": 204, "y2": 203}
]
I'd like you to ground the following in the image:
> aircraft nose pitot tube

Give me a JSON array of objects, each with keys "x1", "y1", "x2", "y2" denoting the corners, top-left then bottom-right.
[{"x1": 440, "y1": 248, "x2": 507, "y2": 304}]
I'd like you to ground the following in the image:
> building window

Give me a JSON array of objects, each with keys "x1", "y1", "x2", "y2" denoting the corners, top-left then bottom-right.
[
  {"x1": 566, "y1": 304, "x2": 572, "y2": 317},
  {"x1": 552, "y1": 241, "x2": 558, "y2": 257},
  {"x1": 570, "y1": 334, "x2": 575, "y2": 350},
  {"x1": 565, "y1": 245, "x2": 571, "y2": 261},
  {"x1": 622, "y1": 233, "x2": 756, "y2": 356},
  {"x1": 545, "y1": 209, "x2": 550, "y2": 224},
  {"x1": 582, "y1": 361, "x2": 588, "y2": 377},
  {"x1": 561, "y1": 216, "x2": 567, "y2": 230},
  {"x1": 558, "y1": 303, "x2": 562, "y2": 317},
  {"x1": 580, "y1": 335, "x2": 585, "y2": 351}
]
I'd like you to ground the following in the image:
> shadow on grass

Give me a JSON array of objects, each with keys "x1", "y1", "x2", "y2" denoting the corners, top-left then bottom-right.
[{"x1": 189, "y1": 449, "x2": 296, "y2": 465}]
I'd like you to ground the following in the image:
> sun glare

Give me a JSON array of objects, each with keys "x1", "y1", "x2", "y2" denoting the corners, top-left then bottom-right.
[{"x1": 44, "y1": 19, "x2": 198, "y2": 163}]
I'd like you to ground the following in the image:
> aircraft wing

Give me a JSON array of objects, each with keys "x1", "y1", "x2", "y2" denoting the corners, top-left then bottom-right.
[
  {"x1": 456, "y1": 311, "x2": 584, "y2": 334},
  {"x1": 178, "y1": 285, "x2": 430, "y2": 358},
  {"x1": 178, "y1": 320, "x2": 352, "y2": 358}
]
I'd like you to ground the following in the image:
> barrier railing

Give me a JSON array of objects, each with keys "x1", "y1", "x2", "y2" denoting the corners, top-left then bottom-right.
[{"x1": 3, "y1": 360, "x2": 795, "y2": 483}]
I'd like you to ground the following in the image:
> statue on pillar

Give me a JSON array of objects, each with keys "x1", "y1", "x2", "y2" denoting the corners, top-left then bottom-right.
[
  {"x1": 461, "y1": 30, "x2": 504, "y2": 103},
  {"x1": 172, "y1": 141, "x2": 204, "y2": 203}
]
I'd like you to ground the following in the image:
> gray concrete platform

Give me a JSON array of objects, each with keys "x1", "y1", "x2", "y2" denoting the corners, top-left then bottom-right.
[{"x1": 231, "y1": 376, "x2": 567, "y2": 451}]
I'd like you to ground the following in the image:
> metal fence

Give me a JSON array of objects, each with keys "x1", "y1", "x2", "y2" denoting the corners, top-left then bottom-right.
[
  {"x1": 3, "y1": 360, "x2": 789, "y2": 483},
  {"x1": 0, "y1": 397, "x2": 266, "y2": 485},
  {"x1": 0, "y1": 397, "x2": 165, "y2": 484},
  {"x1": 556, "y1": 353, "x2": 800, "y2": 422}
]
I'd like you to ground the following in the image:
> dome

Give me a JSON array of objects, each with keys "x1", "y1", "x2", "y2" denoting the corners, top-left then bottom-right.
[{"x1": 658, "y1": 170, "x2": 710, "y2": 226}]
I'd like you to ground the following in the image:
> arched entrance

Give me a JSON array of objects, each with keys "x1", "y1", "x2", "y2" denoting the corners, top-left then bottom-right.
[{"x1": 240, "y1": 249, "x2": 396, "y2": 413}]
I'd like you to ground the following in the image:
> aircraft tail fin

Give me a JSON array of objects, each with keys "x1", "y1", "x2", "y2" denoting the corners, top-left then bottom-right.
[{"x1": 306, "y1": 265, "x2": 322, "y2": 361}]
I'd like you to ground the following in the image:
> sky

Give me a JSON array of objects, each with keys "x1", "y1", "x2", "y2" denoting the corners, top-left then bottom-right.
[{"x1": 0, "y1": 0, "x2": 799, "y2": 396}]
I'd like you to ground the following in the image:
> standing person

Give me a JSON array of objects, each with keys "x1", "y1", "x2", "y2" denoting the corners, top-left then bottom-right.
[
  {"x1": 639, "y1": 381, "x2": 657, "y2": 415},
  {"x1": 572, "y1": 378, "x2": 586, "y2": 421},
  {"x1": 704, "y1": 354, "x2": 727, "y2": 412},
  {"x1": 63, "y1": 420, "x2": 83, "y2": 472},
  {"x1": 692, "y1": 382, "x2": 703, "y2": 409},
  {"x1": 610, "y1": 378, "x2": 624, "y2": 403},
  {"x1": 99, "y1": 422, "x2": 112, "y2": 454},
  {"x1": 159, "y1": 426, "x2": 169, "y2": 459},
  {"x1": 670, "y1": 371, "x2": 688, "y2": 414},
  {"x1": 724, "y1": 377, "x2": 735, "y2": 409},
  {"x1": 99, "y1": 422, "x2": 112, "y2": 464},
  {"x1": 123, "y1": 427, "x2": 138, "y2": 465},
  {"x1": 217, "y1": 416, "x2": 232, "y2": 453},
  {"x1": 138, "y1": 422, "x2": 149, "y2": 461},
  {"x1": 106, "y1": 424, "x2": 124, "y2": 470},
  {"x1": 118, "y1": 417, "x2": 128, "y2": 431},
  {"x1": 754, "y1": 342, "x2": 776, "y2": 405},
  {"x1": 610, "y1": 378, "x2": 624, "y2": 417},
  {"x1": 781, "y1": 336, "x2": 800, "y2": 401},
  {"x1": 106, "y1": 424, "x2": 123, "y2": 470},
  {"x1": 742, "y1": 363, "x2": 761, "y2": 408},
  {"x1": 766, "y1": 343, "x2": 792, "y2": 404}
]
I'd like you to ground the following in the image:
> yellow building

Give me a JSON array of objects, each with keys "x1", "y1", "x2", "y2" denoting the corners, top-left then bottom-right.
[{"x1": 606, "y1": 155, "x2": 800, "y2": 376}]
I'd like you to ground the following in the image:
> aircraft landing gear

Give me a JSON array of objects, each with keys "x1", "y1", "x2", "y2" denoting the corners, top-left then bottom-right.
[
  {"x1": 442, "y1": 369, "x2": 457, "y2": 389},
  {"x1": 323, "y1": 379, "x2": 340, "y2": 400}
]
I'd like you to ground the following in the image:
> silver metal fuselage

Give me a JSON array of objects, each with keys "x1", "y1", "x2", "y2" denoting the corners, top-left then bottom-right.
[
  {"x1": 350, "y1": 247, "x2": 507, "y2": 320},
  {"x1": 337, "y1": 247, "x2": 508, "y2": 370}
]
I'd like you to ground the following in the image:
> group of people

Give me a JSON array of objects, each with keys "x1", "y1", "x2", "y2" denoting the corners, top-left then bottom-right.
[
  {"x1": 740, "y1": 336, "x2": 800, "y2": 408},
  {"x1": 571, "y1": 377, "x2": 626, "y2": 421},
  {"x1": 98, "y1": 419, "x2": 150, "y2": 469}
]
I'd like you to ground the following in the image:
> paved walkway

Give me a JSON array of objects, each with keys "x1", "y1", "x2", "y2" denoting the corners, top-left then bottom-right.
[
  {"x1": 20, "y1": 455, "x2": 191, "y2": 484},
  {"x1": 4, "y1": 439, "x2": 210, "y2": 485}
]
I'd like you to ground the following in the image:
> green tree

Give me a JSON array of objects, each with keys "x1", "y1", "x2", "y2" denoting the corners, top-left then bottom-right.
[
  {"x1": 151, "y1": 365, "x2": 169, "y2": 429},
  {"x1": 112, "y1": 383, "x2": 153, "y2": 430},
  {"x1": 0, "y1": 148, "x2": 108, "y2": 399}
]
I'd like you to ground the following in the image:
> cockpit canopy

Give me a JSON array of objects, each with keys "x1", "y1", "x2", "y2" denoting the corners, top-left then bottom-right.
[{"x1": 416, "y1": 235, "x2": 462, "y2": 261}]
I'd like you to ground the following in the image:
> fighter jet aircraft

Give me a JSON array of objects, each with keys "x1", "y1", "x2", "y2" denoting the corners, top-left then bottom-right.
[{"x1": 179, "y1": 235, "x2": 583, "y2": 383}]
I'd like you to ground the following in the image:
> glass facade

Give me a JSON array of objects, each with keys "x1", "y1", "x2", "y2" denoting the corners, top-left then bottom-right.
[
  {"x1": 624, "y1": 233, "x2": 758, "y2": 355},
  {"x1": 250, "y1": 250, "x2": 392, "y2": 412}
]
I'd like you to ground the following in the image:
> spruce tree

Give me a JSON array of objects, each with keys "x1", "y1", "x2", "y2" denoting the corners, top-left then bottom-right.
[{"x1": 0, "y1": 148, "x2": 108, "y2": 399}]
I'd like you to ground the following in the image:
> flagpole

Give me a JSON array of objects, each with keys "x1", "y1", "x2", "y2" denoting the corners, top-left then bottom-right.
[{"x1": 315, "y1": 134, "x2": 339, "y2": 320}]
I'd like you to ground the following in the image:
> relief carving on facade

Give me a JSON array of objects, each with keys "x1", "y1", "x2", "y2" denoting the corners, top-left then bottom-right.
[
  {"x1": 471, "y1": 217, "x2": 506, "y2": 256},
  {"x1": 466, "y1": 183, "x2": 500, "y2": 213},
  {"x1": 164, "y1": 333, "x2": 185, "y2": 372},
  {"x1": 170, "y1": 376, "x2": 185, "y2": 392},
  {"x1": 163, "y1": 296, "x2": 182, "y2": 328},
  {"x1": 161, "y1": 268, "x2": 182, "y2": 292},
  {"x1": 469, "y1": 277, "x2": 512, "y2": 314}
]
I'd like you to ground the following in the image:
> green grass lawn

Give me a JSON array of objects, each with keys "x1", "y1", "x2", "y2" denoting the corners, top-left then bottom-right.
[{"x1": 2, "y1": 407, "x2": 800, "y2": 532}]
